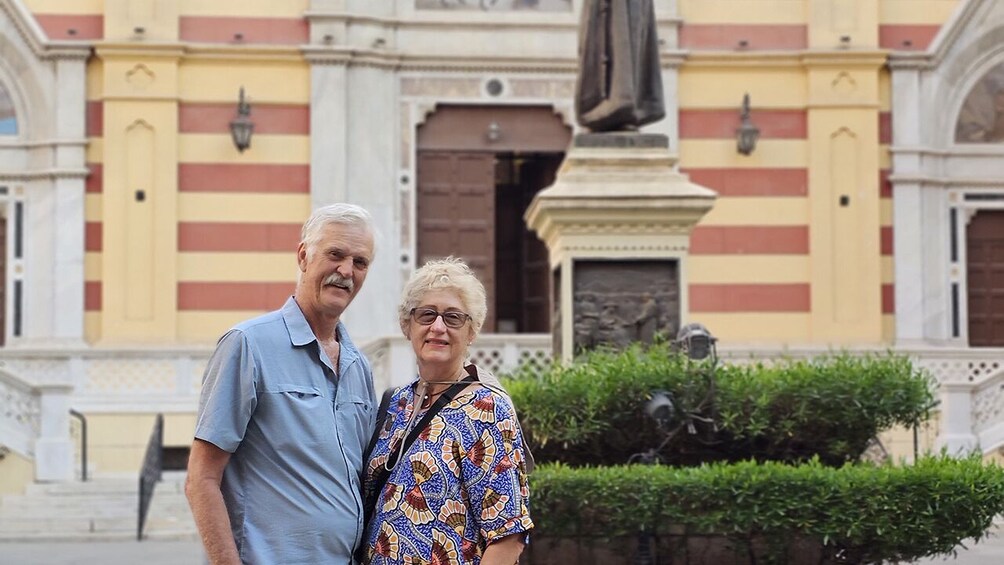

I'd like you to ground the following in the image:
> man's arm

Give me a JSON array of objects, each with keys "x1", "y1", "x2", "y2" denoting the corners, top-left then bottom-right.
[
  {"x1": 186, "y1": 439, "x2": 240, "y2": 565},
  {"x1": 481, "y1": 534, "x2": 525, "y2": 565}
]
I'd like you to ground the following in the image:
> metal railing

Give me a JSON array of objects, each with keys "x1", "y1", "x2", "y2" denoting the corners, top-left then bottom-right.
[
  {"x1": 137, "y1": 413, "x2": 164, "y2": 541},
  {"x1": 69, "y1": 409, "x2": 87, "y2": 481}
]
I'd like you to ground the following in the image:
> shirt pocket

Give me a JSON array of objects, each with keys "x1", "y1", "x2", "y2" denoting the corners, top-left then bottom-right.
[{"x1": 261, "y1": 383, "x2": 330, "y2": 447}]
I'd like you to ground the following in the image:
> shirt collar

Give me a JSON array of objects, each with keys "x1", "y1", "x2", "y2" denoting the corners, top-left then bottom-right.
[
  {"x1": 282, "y1": 296, "x2": 318, "y2": 347},
  {"x1": 281, "y1": 296, "x2": 359, "y2": 367}
]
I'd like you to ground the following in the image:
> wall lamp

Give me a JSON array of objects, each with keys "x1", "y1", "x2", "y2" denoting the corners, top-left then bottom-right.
[
  {"x1": 736, "y1": 93, "x2": 760, "y2": 156},
  {"x1": 229, "y1": 87, "x2": 254, "y2": 153}
]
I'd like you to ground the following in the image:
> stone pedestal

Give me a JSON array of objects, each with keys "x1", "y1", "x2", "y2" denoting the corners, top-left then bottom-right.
[{"x1": 524, "y1": 133, "x2": 716, "y2": 362}]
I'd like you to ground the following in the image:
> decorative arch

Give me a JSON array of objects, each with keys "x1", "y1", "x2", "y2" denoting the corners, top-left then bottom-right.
[
  {"x1": 0, "y1": 1, "x2": 89, "y2": 348},
  {"x1": 955, "y1": 60, "x2": 1004, "y2": 143}
]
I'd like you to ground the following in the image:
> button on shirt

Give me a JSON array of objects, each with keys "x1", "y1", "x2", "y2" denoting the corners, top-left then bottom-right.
[{"x1": 194, "y1": 297, "x2": 377, "y2": 564}]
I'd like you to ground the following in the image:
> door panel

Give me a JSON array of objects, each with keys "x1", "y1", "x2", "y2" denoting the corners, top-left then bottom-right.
[
  {"x1": 967, "y1": 209, "x2": 1004, "y2": 346},
  {"x1": 417, "y1": 151, "x2": 496, "y2": 331},
  {"x1": 519, "y1": 156, "x2": 562, "y2": 333}
]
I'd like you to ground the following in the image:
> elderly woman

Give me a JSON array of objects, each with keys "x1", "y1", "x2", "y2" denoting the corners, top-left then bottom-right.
[{"x1": 360, "y1": 257, "x2": 533, "y2": 565}]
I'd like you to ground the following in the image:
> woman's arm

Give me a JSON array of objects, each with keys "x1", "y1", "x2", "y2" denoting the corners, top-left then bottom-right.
[{"x1": 480, "y1": 533, "x2": 525, "y2": 565}]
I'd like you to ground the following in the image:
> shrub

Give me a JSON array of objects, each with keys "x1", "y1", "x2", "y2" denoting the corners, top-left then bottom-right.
[
  {"x1": 527, "y1": 455, "x2": 1004, "y2": 564},
  {"x1": 504, "y1": 346, "x2": 935, "y2": 466}
]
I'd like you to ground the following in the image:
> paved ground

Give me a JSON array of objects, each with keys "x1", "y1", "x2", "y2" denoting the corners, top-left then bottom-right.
[
  {"x1": 0, "y1": 530, "x2": 1001, "y2": 564},
  {"x1": 0, "y1": 540, "x2": 205, "y2": 564}
]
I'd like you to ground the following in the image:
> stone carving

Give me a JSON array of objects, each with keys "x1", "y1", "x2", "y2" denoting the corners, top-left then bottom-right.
[
  {"x1": 574, "y1": 0, "x2": 665, "y2": 132},
  {"x1": 572, "y1": 260, "x2": 678, "y2": 352}
]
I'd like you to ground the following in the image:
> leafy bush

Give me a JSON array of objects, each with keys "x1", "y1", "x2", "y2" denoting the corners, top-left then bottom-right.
[
  {"x1": 528, "y1": 455, "x2": 1004, "y2": 564},
  {"x1": 504, "y1": 346, "x2": 935, "y2": 466}
]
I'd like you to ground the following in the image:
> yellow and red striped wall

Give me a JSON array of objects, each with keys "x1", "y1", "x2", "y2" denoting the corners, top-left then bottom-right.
[{"x1": 30, "y1": 0, "x2": 963, "y2": 345}]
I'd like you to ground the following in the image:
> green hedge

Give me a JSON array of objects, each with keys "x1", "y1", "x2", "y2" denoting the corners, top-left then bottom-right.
[
  {"x1": 528, "y1": 455, "x2": 1004, "y2": 563},
  {"x1": 505, "y1": 346, "x2": 935, "y2": 466}
]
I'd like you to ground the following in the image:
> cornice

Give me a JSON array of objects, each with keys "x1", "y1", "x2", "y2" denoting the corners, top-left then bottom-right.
[
  {"x1": 302, "y1": 9, "x2": 681, "y2": 31},
  {"x1": 96, "y1": 42, "x2": 303, "y2": 63},
  {"x1": 94, "y1": 42, "x2": 187, "y2": 60},
  {"x1": 887, "y1": 52, "x2": 934, "y2": 71},
  {"x1": 798, "y1": 50, "x2": 889, "y2": 69},
  {"x1": 0, "y1": 0, "x2": 90, "y2": 61},
  {"x1": 685, "y1": 49, "x2": 889, "y2": 70},
  {"x1": 303, "y1": 45, "x2": 578, "y2": 73},
  {"x1": 0, "y1": 168, "x2": 89, "y2": 181}
]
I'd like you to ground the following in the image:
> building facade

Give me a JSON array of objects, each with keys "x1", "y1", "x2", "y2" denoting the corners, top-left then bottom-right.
[{"x1": 4, "y1": 0, "x2": 1004, "y2": 493}]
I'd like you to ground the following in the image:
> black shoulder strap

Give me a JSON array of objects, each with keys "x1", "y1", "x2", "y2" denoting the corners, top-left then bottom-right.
[
  {"x1": 398, "y1": 373, "x2": 476, "y2": 459},
  {"x1": 363, "y1": 374, "x2": 477, "y2": 525},
  {"x1": 363, "y1": 387, "x2": 396, "y2": 463}
]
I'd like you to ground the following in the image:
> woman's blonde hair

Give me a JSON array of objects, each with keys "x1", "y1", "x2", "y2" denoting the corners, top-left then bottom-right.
[{"x1": 398, "y1": 256, "x2": 487, "y2": 335}]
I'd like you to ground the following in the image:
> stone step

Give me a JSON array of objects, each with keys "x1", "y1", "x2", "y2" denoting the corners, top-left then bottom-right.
[
  {"x1": 0, "y1": 474, "x2": 196, "y2": 542},
  {"x1": 0, "y1": 501, "x2": 192, "y2": 518},
  {"x1": 0, "y1": 515, "x2": 192, "y2": 534}
]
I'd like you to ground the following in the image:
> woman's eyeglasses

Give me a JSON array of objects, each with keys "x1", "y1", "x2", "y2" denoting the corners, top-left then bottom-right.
[{"x1": 410, "y1": 307, "x2": 471, "y2": 329}]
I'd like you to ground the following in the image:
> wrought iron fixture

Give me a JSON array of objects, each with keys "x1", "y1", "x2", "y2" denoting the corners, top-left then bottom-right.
[
  {"x1": 229, "y1": 87, "x2": 254, "y2": 153},
  {"x1": 736, "y1": 92, "x2": 760, "y2": 156}
]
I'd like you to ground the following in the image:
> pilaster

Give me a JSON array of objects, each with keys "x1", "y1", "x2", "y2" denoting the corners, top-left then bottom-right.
[
  {"x1": 803, "y1": 52, "x2": 885, "y2": 343},
  {"x1": 96, "y1": 44, "x2": 182, "y2": 342}
]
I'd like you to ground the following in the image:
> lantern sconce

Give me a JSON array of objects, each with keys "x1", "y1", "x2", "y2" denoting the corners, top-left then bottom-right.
[
  {"x1": 736, "y1": 93, "x2": 760, "y2": 156},
  {"x1": 229, "y1": 87, "x2": 254, "y2": 153}
]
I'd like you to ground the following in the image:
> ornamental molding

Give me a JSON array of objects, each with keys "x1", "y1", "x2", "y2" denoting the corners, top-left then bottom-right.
[{"x1": 0, "y1": 0, "x2": 90, "y2": 61}]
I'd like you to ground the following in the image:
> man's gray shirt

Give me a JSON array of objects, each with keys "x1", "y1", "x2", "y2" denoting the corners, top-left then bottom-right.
[{"x1": 194, "y1": 297, "x2": 377, "y2": 564}]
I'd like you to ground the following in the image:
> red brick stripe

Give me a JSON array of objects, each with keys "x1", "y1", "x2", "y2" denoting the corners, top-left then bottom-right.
[
  {"x1": 179, "y1": 103, "x2": 309, "y2": 135},
  {"x1": 878, "y1": 25, "x2": 941, "y2": 51},
  {"x1": 87, "y1": 101, "x2": 103, "y2": 137},
  {"x1": 690, "y1": 283, "x2": 810, "y2": 312},
  {"x1": 178, "y1": 282, "x2": 295, "y2": 311},
  {"x1": 680, "y1": 109, "x2": 806, "y2": 139},
  {"x1": 879, "y1": 111, "x2": 891, "y2": 145},
  {"x1": 683, "y1": 168, "x2": 808, "y2": 197},
  {"x1": 86, "y1": 163, "x2": 102, "y2": 194},
  {"x1": 85, "y1": 222, "x2": 101, "y2": 252},
  {"x1": 680, "y1": 24, "x2": 807, "y2": 50},
  {"x1": 881, "y1": 226, "x2": 893, "y2": 256},
  {"x1": 882, "y1": 283, "x2": 895, "y2": 314},
  {"x1": 691, "y1": 226, "x2": 809, "y2": 254},
  {"x1": 879, "y1": 169, "x2": 891, "y2": 199},
  {"x1": 180, "y1": 16, "x2": 308, "y2": 45},
  {"x1": 178, "y1": 164, "x2": 309, "y2": 193},
  {"x1": 178, "y1": 222, "x2": 302, "y2": 252},
  {"x1": 34, "y1": 14, "x2": 103, "y2": 40},
  {"x1": 85, "y1": 281, "x2": 101, "y2": 311}
]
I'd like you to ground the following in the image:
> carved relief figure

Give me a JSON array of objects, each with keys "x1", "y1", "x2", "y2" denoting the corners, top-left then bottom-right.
[
  {"x1": 575, "y1": 0, "x2": 665, "y2": 131},
  {"x1": 956, "y1": 63, "x2": 1004, "y2": 143}
]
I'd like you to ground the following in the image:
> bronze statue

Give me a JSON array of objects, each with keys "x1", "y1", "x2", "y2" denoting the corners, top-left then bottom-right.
[{"x1": 575, "y1": 0, "x2": 665, "y2": 132}]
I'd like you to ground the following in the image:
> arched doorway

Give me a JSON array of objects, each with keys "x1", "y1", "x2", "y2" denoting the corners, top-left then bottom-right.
[{"x1": 416, "y1": 105, "x2": 571, "y2": 333}]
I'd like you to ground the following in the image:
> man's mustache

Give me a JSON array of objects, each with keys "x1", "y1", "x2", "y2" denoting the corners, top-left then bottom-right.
[{"x1": 323, "y1": 273, "x2": 354, "y2": 293}]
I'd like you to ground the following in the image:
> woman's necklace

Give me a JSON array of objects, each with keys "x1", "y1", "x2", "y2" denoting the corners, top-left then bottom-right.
[{"x1": 383, "y1": 371, "x2": 468, "y2": 473}]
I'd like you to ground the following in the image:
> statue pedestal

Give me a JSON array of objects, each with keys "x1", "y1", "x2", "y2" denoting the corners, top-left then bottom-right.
[{"x1": 524, "y1": 133, "x2": 717, "y2": 362}]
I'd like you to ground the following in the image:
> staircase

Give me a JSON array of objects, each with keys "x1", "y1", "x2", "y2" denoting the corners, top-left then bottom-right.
[{"x1": 0, "y1": 472, "x2": 197, "y2": 541}]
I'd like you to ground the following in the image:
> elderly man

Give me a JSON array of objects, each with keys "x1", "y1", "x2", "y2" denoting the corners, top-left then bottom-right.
[{"x1": 186, "y1": 203, "x2": 378, "y2": 564}]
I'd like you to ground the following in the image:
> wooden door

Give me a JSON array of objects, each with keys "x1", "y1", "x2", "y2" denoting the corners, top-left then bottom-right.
[
  {"x1": 967, "y1": 209, "x2": 1004, "y2": 346},
  {"x1": 417, "y1": 151, "x2": 496, "y2": 331},
  {"x1": 519, "y1": 156, "x2": 562, "y2": 332}
]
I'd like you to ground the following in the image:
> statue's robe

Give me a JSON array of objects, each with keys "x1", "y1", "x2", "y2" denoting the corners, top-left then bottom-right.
[{"x1": 575, "y1": 0, "x2": 665, "y2": 132}]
